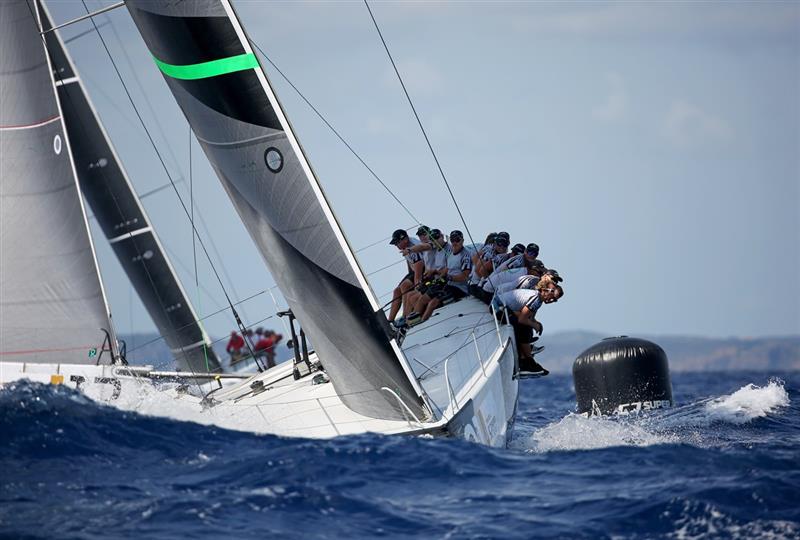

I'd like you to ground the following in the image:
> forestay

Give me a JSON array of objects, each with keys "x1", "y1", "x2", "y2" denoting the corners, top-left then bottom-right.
[
  {"x1": 40, "y1": 4, "x2": 221, "y2": 374},
  {"x1": 125, "y1": 0, "x2": 427, "y2": 420},
  {"x1": 0, "y1": 0, "x2": 117, "y2": 364}
]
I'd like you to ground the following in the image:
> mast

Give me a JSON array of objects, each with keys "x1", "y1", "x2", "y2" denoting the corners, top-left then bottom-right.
[
  {"x1": 124, "y1": 0, "x2": 428, "y2": 421},
  {"x1": 0, "y1": 0, "x2": 118, "y2": 364},
  {"x1": 40, "y1": 4, "x2": 221, "y2": 374}
]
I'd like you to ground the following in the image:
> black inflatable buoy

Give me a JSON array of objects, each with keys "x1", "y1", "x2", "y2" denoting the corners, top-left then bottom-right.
[{"x1": 572, "y1": 336, "x2": 673, "y2": 416}]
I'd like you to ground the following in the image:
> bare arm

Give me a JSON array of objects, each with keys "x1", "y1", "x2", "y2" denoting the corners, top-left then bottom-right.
[
  {"x1": 411, "y1": 259, "x2": 424, "y2": 285},
  {"x1": 449, "y1": 269, "x2": 470, "y2": 283},
  {"x1": 404, "y1": 242, "x2": 432, "y2": 256},
  {"x1": 517, "y1": 306, "x2": 543, "y2": 335}
]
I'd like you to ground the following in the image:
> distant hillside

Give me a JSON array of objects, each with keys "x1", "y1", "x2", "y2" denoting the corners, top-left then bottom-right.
[
  {"x1": 539, "y1": 331, "x2": 800, "y2": 373},
  {"x1": 119, "y1": 331, "x2": 800, "y2": 374}
]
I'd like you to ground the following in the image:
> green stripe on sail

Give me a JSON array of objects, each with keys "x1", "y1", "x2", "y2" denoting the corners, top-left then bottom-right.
[{"x1": 152, "y1": 53, "x2": 258, "y2": 80}]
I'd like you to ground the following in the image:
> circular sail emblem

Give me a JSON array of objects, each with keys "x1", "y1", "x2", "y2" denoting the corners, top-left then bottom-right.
[
  {"x1": 264, "y1": 147, "x2": 283, "y2": 173},
  {"x1": 53, "y1": 134, "x2": 62, "y2": 155}
]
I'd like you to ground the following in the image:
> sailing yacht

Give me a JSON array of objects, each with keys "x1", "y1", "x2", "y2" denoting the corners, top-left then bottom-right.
[{"x1": 0, "y1": 0, "x2": 519, "y2": 447}]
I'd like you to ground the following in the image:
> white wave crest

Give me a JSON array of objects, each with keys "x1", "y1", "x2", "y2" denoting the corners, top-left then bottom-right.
[
  {"x1": 102, "y1": 379, "x2": 270, "y2": 434},
  {"x1": 517, "y1": 412, "x2": 675, "y2": 453},
  {"x1": 517, "y1": 379, "x2": 791, "y2": 453},
  {"x1": 704, "y1": 379, "x2": 789, "y2": 424}
]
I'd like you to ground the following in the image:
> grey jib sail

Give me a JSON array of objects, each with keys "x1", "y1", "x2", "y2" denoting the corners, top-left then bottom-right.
[
  {"x1": 40, "y1": 5, "x2": 221, "y2": 374},
  {"x1": 0, "y1": 0, "x2": 117, "y2": 364},
  {"x1": 125, "y1": 0, "x2": 427, "y2": 421}
]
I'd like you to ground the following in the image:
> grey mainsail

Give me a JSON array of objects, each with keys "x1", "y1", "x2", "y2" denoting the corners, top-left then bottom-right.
[
  {"x1": 0, "y1": 0, "x2": 117, "y2": 364},
  {"x1": 125, "y1": 0, "x2": 427, "y2": 420},
  {"x1": 40, "y1": 5, "x2": 221, "y2": 374}
]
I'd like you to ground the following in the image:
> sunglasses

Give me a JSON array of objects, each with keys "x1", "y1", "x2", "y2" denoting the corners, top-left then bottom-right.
[{"x1": 451, "y1": 236, "x2": 463, "y2": 242}]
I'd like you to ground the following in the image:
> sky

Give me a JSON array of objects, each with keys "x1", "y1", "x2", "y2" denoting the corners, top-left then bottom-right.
[{"x1": 46, "y1": 0, "x2": 799, "y2": 343}]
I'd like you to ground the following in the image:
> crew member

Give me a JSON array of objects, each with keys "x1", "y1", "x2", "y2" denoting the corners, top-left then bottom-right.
[
  {"x1": 414, "y1": 229, "x2": 472, "y2": 322},
  {"x1": 493, "y1": 284, "x2": 563, "y2": 376},
  {"x1": 226, "y1": 331, "x2": 245, "y2": 364},
  {"x1": 388, "y1": 228, "x2": 424, "y2": 325}
]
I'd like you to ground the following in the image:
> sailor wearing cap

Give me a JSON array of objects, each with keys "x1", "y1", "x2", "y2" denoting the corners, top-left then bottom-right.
[
  {"x1": 491, "y1": 232, "x2": 513, "y2": 267},
  {"x1": 492, "y1": 285, "x2": 563, "y2": 376},
  {"x1": 411, "y1": 230, "x2": 472, "y2": 322},
  {"x1": 468, "y1": 232, "x2": 496, "y2": 296},
  {"x1": 495, "y1": 242, "x2": 540, "y2": 273},
  {"x1": 474, "y1": 232, "x2": 509, "y2": 282},
  {"x1": 482, "y1": 266, "x2": 530, "y2": 296},
  {"x1": 387, "y1": 229, "x2": 424, "y2": 324},
  {"x1": 493, "y1": 267, "x2": 564, "y2": 298},
  {"x1": 399, "y1": 227, "x2": 449, "y2": 310}
]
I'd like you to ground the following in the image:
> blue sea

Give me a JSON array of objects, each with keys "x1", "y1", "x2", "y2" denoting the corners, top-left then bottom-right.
[{"x1": 1, "y1": 371, "x2": 798, "y2": 539}]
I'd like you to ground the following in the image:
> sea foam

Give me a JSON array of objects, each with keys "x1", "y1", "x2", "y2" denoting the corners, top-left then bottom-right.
[
  {"x1": 518, "y1": 379, "x2": 790, "y2": 453},
  {"x1": 704, "y1": 379, "x2": 789, "y2": 424}
]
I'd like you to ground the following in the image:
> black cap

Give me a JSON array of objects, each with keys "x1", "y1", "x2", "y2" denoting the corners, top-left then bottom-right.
[
  {"x1": 525, "y1": 243, "x2": 540, "y2": 257},
  {"x1": 390, "y1": 229, "x2": 408, "y2": 245},
  {"x1": 430, "y1": 228, "x2": 443, "y2": 240},
  {"x1": 450, "y1": 229, "x2": 464, "y2": 241},
  {"x1": 495, "y1": 236, "x2": 510, "y2": 248},
  {"x1": 416, "y1": 225, "x2": 431, "y2": 236},
  {"x1": 511, "y1": 243, "x2": 526, "y2": 255},
  {"x1": 497, "y1": 231, "x2": 510, "y2": 241},
  {"x1": 545, "y1": 268, "x2": 563, "y2": 283}
]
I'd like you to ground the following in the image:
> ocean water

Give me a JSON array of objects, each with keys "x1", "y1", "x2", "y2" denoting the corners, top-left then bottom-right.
[{"x1": 1, "y1": 371, "x2": 798, "y2": 539}]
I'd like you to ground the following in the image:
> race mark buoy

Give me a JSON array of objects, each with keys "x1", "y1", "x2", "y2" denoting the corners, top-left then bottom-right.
[{"x1": 572, "y1": 336, "x2": 673, "y2": 416}]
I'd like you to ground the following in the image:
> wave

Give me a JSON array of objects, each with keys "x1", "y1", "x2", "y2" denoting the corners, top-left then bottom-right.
[
  {"x1": 704, "y1": 379, "x2": 790, "y2": 424},
  {"x1": 515, "y1": 379, "x2": 792, "y2": 453},
  {"x1": 1, "y1": 375, "x2": 798, "y2": 540}
]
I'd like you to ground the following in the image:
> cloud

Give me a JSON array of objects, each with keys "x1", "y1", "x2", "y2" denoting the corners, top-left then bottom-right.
[
  {"x1": 592, "y1": 72, "x2": 628, "y2": 122},
  {"x1": 661, "y1": 100, "x2": 734, "y2": 148}
]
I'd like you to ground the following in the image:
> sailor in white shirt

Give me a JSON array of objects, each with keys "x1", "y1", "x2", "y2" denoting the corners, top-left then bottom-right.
[
  {"x1": 401, "y1": 227, "x2": 447, "y2": 318},
  {"x1": 493, "y1": 283, "x2": 563, "y2": 376},
  {"x1": 482, "y1": 266, "x2": 529, "y2": 295},
  {"x1": 388, "y1": 229, "x2": 424, "y2": 324},
  {"x1": 468, "y1": 235, "x2": 494, "y2": 291},
  {"x1": 495, "y1": 243, "x2": 540, "y2": 273},
  {"x1": 495, "y1": 274, "x2": 540, "y2": 296},
  {"x1": 412, "y1": 230, "x2": 472, "y2": 322}
]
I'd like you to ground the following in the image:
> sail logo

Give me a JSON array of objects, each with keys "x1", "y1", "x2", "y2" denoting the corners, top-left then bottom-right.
[
  {"x1": 131, "y1": 250, "x2": 154, "y2": 262},
  {"x1": 88, "y1": 157, "x2": 109, "y2": 169},
  {"x1": 616, "y1": 400, "x2": 672, "y2": 414},
  {"x1": 165, "y1": 303, "x2": 183, "y2": 313},
  {"x1": 53, "y1": 134, "x2": 62, "y2": 155},
  {"x1": 113, "y1": 218, "x2": 140, "y2": 232}
]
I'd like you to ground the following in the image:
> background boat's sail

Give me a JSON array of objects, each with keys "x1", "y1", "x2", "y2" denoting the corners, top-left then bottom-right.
[
  {"x1": 40, "y1": 5, "x2": 221, "y2": 374},
  {"x1": 125, "y1": 0, "x2": 427, "y2": 420},
  {"x1": 0, "y1": 0, "x2": 117, "y2": 364}
]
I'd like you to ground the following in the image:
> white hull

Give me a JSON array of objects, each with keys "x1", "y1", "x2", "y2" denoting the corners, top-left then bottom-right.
[{"x1": 1, "y1": 298, "x2": 519, "y2": 447}]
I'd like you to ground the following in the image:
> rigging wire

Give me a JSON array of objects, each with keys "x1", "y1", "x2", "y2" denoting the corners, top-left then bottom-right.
[
  {"x1": 251, "y1": 41, "x2": 421, "y2": 228},
  {"x1": 124, "y1": 239, "x2": 410, "y2": 356},
  {"x1": 102, "y1": 7, "x2": 425, "y2": 280},
  {"x1": 29, "y1": 0, "x2": 210, "y2": 387},
  {"x1": 78, "y1": 0, "x2": 262, "y2": 370},
  {"x1": 101, "y1": 10, "x2": 254, "y2": 323},
  {"x1": 190, "y1": 127, "x2": 213, "y2": 373},
  {"x1": 63, "y1": 20, "x2": 108, "y2": 44},
  {"x1": 363, "y1": 0, "x2": 477, "y2": 249},
  {"x1": 67, "y1": 4, "x2": 447, "y2": 357}
]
